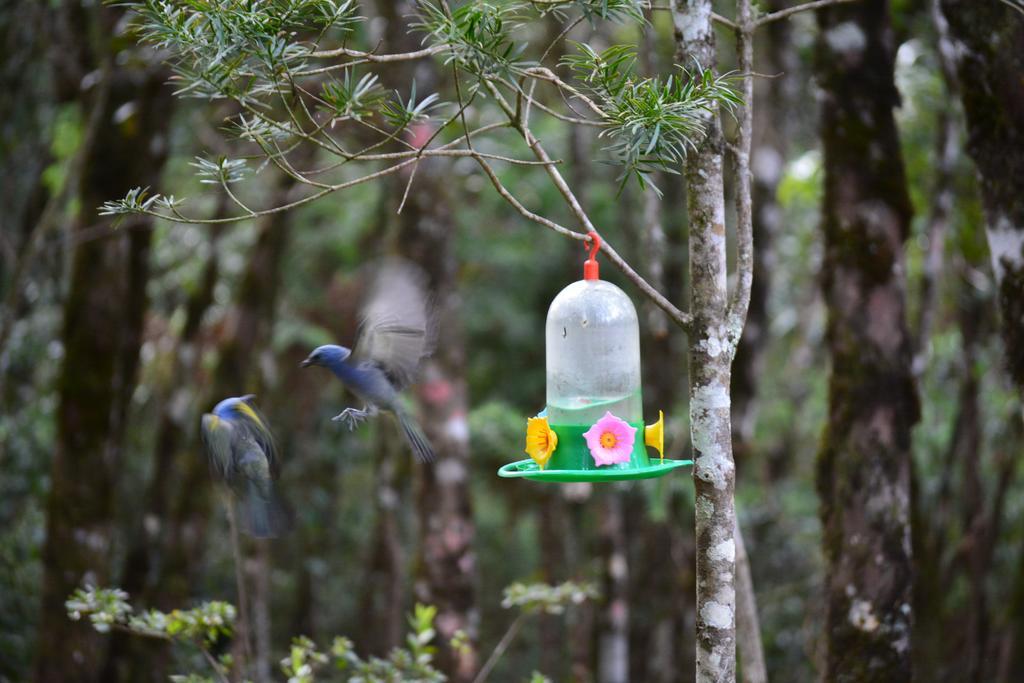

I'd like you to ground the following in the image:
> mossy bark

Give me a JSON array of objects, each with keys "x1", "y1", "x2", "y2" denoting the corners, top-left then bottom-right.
[
  {"x1": 815, "y1": 2, "x2": 918, "y2": 680},
  {"x1": 33, "y1": 5, "x2": 173, "y2": 680},
  {"x1": 939, "y1": 0, "x2": 1024, "y2": 393},
  {"x1": 673, "y1": 1, "x2": 737, "y2": 681}
]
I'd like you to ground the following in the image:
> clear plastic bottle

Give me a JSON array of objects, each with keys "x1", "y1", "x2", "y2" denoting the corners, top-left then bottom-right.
[{"x1": 545, "y1": 279, "x2": 642, "y2": 426}]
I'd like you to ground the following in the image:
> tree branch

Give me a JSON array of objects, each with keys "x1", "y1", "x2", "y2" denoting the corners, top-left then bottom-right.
[
  {"x1": 136, "y1": 159, "x2": 420, "y2": 224},
  {"x1": 473, "y1": 155, "x2": 585, "y2": 242},
  {"x1": 307, "y1": 43, "x2": 447, "y2": 61},
  {"x1": 754, "y1": 0, "x2": 860, "y2": 27},
  {"x1": 481, "y1": 79, "x2": 695, "y2": 332},
  {"x1": 472, "y1": 613, "x2": 525, "y2": 683}
]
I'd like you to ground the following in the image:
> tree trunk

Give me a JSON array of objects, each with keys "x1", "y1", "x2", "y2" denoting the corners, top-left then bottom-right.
[
  {"x1": 597, "y1": 491, "x2": 629, "y2": 683},
  {"x1": 815, "y1": 2, "x2": 918, "y2": 680},
  {"x1": 0, "y1": 0, "x2": 52, "y2": 297},
  {"x1": 33, "y1": 5, "x2": 173, "y2": 679},
  {"x1": 732, "y1": 0, "x2": 797, "y2": 471},
  {"x1": 354, "y1": 433, "x2": 407, "y2": 656},
  {"x1": 102, "y1": 221, "x2": 224, "y2": 681},
  {"x1": 399, "y1": 158, "x2": 479, "y2": 682},
  {"x1": 373, "y1": 3, "x2": 478, "y2": 679},
  {"x1": 939, "y1": 0, "x2": 1024, "y2": 395},
  {"x1": 730, "y1": 4, "x2": 797, "y2": 679},
  {"x1": 734, "y1": 520, "x2": 766, "y2": 683},
  {"x1": 672, "y1": 2, "x2": 737, "y2": 681}
]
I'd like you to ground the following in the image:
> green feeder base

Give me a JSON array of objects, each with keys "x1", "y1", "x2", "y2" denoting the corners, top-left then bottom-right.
[{"x1": 498, "y1": 457, "x2": 692, "y2": 483}]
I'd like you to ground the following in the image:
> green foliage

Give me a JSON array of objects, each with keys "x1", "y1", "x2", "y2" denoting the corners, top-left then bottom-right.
[
  {"x1": 130, "y1": 0, "x2": 361, "y2": 102},
  {"x1": 449, "y1": 629, "x2": 471, "y2": 657},
  {"x1": 68, "y1": 586, "x2": 446, "y2": 682},
  {"x1": 66, "y1": 586, "x2": 133, "y2": 633},
  {"x1": 378, "y1": 82, "x2": 445, "y2": 130},
  {"x1": 191, "y1": 156, "x2": 251, "y2": 185},
  {"x1": 562, "y1": 43, "x2": 741, "y2": 193},
  {"x1": 501, "y1": 580, "x2": 599, "y2": 615},
  {"x1": 532, "y1": 0, "x2": 647, "y2": 24},
  {"x1": 62, "y1": 583, "x2": 587, "y2": 681},
  {"x1": 415, "y1": 1, "x2": 531, "y2": 79},
  {"x1": 279, "y1": 603, "x2": 447, "y2": 681},
  {"x1": 98, "y1": 186, "x2": 183, "y2": 218},
  {"x1": 41, "y1": 104, "x2": 85, "y2": 197},
  {"x1": 66, "y1": 586, "x2": 236, "y2": 642},
  {"x1": 320, "y1": 72, "x2": 386, "y2": 121},
  {"x1": 109, "y1": 0, "x2": 741, "y2": 223}
]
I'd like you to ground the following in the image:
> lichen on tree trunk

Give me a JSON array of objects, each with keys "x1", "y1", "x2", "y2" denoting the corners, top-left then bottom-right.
[
  {"x1": 815, "y1": 1, "x2": 918, "y2": 680},
  {"x1": 672, "y1": 1, "x2": 737, "y2": 681}
]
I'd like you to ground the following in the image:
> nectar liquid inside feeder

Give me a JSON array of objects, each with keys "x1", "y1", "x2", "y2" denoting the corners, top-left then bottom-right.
[{"x1": 499, "y1": 232, "x2": 692, "y2": 482}]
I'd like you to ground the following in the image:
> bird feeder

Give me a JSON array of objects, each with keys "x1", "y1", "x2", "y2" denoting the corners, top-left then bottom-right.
[{"x1": 498, "y1": 232, "x2": 692, "y2": 482}]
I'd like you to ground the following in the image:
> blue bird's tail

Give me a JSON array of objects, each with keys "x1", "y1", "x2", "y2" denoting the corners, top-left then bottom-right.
[
  {"x1": 237, "y1": 481, "x2": 292, "y2": 538},
  {"x1": 397, "y1": 411, "x2": 435, "y2": 464}
]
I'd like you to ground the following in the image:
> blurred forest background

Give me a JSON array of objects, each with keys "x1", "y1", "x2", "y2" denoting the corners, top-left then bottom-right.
[{"x1": 2, "y1": 0, "x2": 1023, "y2": 682}]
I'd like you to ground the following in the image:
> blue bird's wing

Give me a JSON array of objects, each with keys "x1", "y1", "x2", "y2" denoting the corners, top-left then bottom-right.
[{"x1": 353, "y1": 260, "x2": 433, "y2": 390}]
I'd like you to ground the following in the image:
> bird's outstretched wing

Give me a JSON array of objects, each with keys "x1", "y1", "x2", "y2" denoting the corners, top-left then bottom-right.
[{"x1": 353, "y1": 260, "x2": 434, "y2": 390}]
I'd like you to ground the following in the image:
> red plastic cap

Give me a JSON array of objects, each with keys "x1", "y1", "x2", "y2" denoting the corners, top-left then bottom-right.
[{"x1": 583, "y1": 231, "x2": 601, "y2": 281}]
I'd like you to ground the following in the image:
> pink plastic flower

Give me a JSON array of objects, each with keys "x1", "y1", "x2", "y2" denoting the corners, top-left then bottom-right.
[{"x1": 583, "y1": 412, "x2": 637, "y2": 466}]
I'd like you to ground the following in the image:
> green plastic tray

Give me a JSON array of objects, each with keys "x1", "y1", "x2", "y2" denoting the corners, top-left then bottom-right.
[{"x1": 498, "y1": 457, "x2": 692, "y2": 482}]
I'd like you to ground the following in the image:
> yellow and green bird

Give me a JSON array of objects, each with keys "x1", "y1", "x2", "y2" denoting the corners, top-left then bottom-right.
[{"x1": 200, "y1": 395, "x2": 291, "y2": 538}]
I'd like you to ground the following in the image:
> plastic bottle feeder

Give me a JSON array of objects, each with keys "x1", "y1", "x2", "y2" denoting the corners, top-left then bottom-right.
[{"x1": 498, "y1": 233, "x2": 692, "y2": 483}]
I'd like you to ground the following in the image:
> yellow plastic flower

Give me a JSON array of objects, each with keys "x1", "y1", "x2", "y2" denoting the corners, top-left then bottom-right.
[
  {"x1": 525, "y1": 416, "x2": 558, "y2": 470},
  {"x1": 645, "y1": 410, "x2": 665, "y2": 461}
]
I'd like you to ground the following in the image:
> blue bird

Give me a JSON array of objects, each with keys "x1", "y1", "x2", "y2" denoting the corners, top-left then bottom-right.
[
  {"x1": 302, "y1": 261, "x2": 436, "y2": 464},
  {"x1": 200, "y1": 395, "x2": 292, "y2": 538}
]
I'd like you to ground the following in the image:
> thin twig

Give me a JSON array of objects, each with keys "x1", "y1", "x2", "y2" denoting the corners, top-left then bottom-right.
[
  {"x1": 106, "y1": 623, "x2": 232, "y2": 683},
  {"x1": 472, "y1": 613, "x2": 525, "y2": 683},
  {"x1": 308, "y1": 43, "x2": 447, "y2": 61},
  {"x1": 650, "y1": 5, "x2": 739, "y2": 29},
  {"x1": 226, "y1": 503, "x2": 252, "y2": 681},
  {"x1": 200, "y1": 648, "x2": 233, "y2": 683},
  {"x1": 540, "y1": 15, "x2": 585, "y2": 64},
  {"x1": 220, "y1": 179, "x2": 257, "y2": 216},
  {"x1": 502, "y1": 78, "x2": 605, "y2": 126},
  {"x1": 522, "y1": 67, "x2": 606, "y2": 119},
  {"x1": 473, "y1": 156, "x2": 585, "y2": 241},
  {"x1": 398, "y1": 80, "x2": 482, "y2": 213},
  {"x1": 713, "y1": 11, "x2": 740, "y2": 29},
  {"x1": 754, "y1": 0, "x2": 860, "y2": 27},
  {"x1": 137, "y1": 158, "x2": 419, "y2": 224}
]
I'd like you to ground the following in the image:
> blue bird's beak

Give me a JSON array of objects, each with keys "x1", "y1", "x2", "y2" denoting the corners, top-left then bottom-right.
[{"x1": 300, "y1": 358, "x2": 313, "y2": 368}]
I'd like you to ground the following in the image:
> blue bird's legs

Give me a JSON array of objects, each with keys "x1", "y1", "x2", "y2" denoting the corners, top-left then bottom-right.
[{"x1": 332, "y1": 404, "x2": 379, "y2": 430}]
